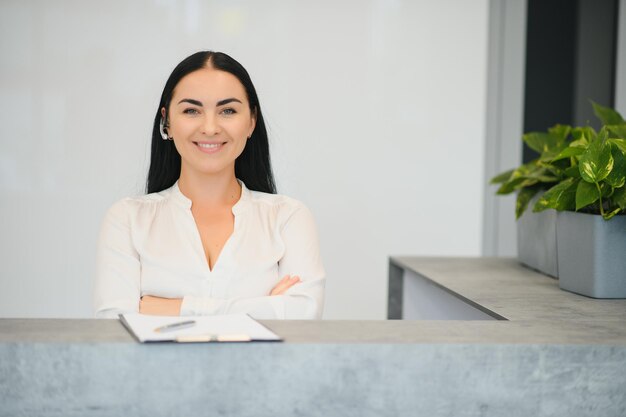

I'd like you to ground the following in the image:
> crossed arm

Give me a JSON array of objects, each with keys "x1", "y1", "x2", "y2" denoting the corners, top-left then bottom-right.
[{"x1": 139, "y1": 274, "x2": 302, "y2": 315}]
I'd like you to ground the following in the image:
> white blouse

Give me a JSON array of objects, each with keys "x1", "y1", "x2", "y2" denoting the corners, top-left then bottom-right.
[{"x1": 93, "y1": 180, "x2": 325, "y2": 319}]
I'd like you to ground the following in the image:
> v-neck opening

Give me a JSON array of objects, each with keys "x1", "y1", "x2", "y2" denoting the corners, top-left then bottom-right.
[
  {"x1": 204, "y1": 214, "x2": 237, "y2": 273},
  {"x1": 185, "y1": 202, "x2": 239, "y2": 274},
  {"x1": 168, "y1": 179, "x2": 250, "y2": 274}
]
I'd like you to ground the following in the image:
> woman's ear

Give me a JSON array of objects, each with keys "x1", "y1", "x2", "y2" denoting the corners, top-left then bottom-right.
[
  {"x1": 159, "y1": 107, "x2": 170, "y2": 140},
  {"x1": 248, "y1": 108, "x2": 257, "y2": 138}
]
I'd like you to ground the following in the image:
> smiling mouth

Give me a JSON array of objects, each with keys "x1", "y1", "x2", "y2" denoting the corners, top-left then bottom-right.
[
  {"x1": 197, "y1": 143, "x2": 223, "y2": 148},
  {"x1": 194, "y1": 141, "x2": 227, "y2": 153}
]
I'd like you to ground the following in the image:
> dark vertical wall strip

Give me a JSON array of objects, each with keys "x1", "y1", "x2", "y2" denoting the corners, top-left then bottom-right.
[
  {"x1": 573, "y1": 0, "x2": 618, "y2": 128},
  {"x1": 522, "y1": 0, "x2": 619, "y2": 164},
  {"x1": 522, "y1": 0, "x2": 577, "y2": 163}
]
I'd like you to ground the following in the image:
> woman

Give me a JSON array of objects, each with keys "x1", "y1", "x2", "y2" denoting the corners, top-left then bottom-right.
[{"x1": 94, "y1": 51, "x2": 325, "y2": 319}]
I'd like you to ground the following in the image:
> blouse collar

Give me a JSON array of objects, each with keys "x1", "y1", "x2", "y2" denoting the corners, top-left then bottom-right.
[{"x1": 168, "y1": 179, "x2": 251, "y2": 214}]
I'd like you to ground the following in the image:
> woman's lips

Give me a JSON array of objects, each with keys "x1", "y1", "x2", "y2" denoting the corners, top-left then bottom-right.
[{"x1": 194, "y1": 141, "x2": 226, "y2": 154}]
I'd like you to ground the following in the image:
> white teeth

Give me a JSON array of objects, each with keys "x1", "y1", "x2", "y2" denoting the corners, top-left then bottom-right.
[{"x1": 197, "y1": 143, "x2": 222, "y2": 148}]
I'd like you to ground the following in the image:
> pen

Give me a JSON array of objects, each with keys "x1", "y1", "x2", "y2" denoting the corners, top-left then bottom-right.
[{"x1": 153, "y1": 320, "x2": 196, "y2": 333}]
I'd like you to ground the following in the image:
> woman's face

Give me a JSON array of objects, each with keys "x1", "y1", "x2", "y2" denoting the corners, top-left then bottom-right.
[{"x1": 164, "y1": 67, "x2": 256, "y2": 177}]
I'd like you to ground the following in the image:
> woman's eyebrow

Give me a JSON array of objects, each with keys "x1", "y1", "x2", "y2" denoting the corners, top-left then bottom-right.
[
  {"x1": 177, "y1": 98, "x2": 203, "y2": 106},
  {"x1": 216, "y1": 98, "x2": 243, "y2": 106},
  {"x1": 176, "y1": 98, "x2": 243, "y2": 107}
]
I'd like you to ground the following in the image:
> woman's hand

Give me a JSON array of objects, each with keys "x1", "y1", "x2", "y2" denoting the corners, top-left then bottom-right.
[
  {"x1": 270, "y1": 275, "x2": 301, "y2": 296},
  {"x1": 139, "y1": 295, "x2": 183, "y2": 316}
]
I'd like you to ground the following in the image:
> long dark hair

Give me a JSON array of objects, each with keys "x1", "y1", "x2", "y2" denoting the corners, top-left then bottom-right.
[{"x1": 146, "y1": 51, "x2": 276, "y2": 194}]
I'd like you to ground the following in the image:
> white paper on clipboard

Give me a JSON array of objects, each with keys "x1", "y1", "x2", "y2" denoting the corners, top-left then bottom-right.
[{"x1": 119, "y1": 313, "x2": 282, "y2": 343}]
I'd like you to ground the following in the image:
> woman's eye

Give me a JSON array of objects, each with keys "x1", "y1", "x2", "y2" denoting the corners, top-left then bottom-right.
[
  {"x1": 221, "y1": 108, "x2": 237, "y2": 115},
  {"x1": 183, "y1": 108, "x2": 200, "y2": 115}
]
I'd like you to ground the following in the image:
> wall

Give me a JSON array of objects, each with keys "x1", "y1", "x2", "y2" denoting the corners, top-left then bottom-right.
[
  {"x1": 617, "y1": 0, "x2": 626, "y2": 115},
  {"x1": 481, "y1": 0, "x2": 526, "y2": 257},
  {"x1": 0, "y1": 0, "x2": 489, "y2": 319}
]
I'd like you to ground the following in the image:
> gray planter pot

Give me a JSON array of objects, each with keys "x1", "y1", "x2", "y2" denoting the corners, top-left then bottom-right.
[
  {"x1": 556, "y1": 211, "x2": 626, "y2": 298},
  {"x1": 517, "y1": 197, "x2": 558, "y2": 278}
]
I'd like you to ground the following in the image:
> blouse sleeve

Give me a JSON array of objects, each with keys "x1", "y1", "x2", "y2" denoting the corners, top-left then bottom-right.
[
  {"x1": 93, "y1": 200, "x2": 141, "y2": 318},
  {"x1": 180, "y1": 204, "x2": 326, "y2": 319}
]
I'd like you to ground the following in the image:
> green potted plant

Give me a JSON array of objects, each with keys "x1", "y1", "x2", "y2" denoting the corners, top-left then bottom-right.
[
  {"x1": 490, "y1": 123, "x2": 573, "y2": 278},
  {"x1": 492, "y1": 102, "x2": 626, "y2": 298}
]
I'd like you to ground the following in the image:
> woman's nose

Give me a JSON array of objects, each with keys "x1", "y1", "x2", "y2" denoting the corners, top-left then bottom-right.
[{"x1": 201, "y1": 113, "x2": 220, "y2": 136}]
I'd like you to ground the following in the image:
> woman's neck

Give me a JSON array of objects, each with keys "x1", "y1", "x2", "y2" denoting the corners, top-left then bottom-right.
[{"x1": 177, "y1": 168, "x2": 241, "y2": 208}]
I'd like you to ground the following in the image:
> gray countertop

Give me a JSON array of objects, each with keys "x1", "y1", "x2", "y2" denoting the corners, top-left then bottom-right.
[
  {"x1": 391, "y1": 256, "x2": 626, "y2": 322},
  {"x1": 2, "y1": 316, "x2": 626, "y2": 345}
]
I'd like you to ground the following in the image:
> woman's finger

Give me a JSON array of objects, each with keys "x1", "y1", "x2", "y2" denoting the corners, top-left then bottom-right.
[
  {"x1": 270, "y1": 283, "x2": 287, "y2": 296},
  {"x1": 269, "y1": 275, "x2": 291, "y2": 295},
  {"x1": 270, "y1": 275, "x2": 301, "y2": 296}
]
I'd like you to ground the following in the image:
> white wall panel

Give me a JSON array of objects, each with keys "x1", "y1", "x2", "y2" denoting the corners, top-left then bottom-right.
[
  {"x1": 0, "y1": 0, "x2": 488, "y2": 318},
  {"x1": 482, "y1": 0, "x2": 526, "y2": 257}
]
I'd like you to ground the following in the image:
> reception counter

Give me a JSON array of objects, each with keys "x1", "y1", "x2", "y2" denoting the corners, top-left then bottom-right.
[{"x1": 1, "y1": 257, "x2": 625, "y2": 417}]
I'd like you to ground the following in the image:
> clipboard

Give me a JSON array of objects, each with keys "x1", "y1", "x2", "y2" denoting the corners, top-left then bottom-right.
[{"x1": 119, "y1": 313, "x2": 282, "y2": 343}]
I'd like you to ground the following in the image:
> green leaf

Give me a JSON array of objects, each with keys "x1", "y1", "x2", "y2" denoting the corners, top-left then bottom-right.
[
  {"x1": 496, "y1": 163, "x2": 533, "y2": 193},
  {"x1": 564, "y1": 166, "x2": 581, "y2": 178},
  {"x1": 523, "y1": 132, "x2": 560, "y2": 154},
  {"x1": 539, "y1": 143, "x2": 570, "y2": 162},
  {"x1": 533, "y1": 178, "x2": 578, "y2": 212},
  {"x1": 612, "y1": 186, "x2": 626, "y2": 210},
  {"x1": 510, "y1": 161, "x2": 537, "y2": 178},
  {"x1": 496, "y1": 161, "x2": 553, "y2": 193},
  {"x1": 608, "y1": 138, "x2": 626, "y2": 154},
  {"x1": 569, "y1": 137, "x2": 588, "y2": 149},
  {"x1": 579, "y1": 130, "x2": 614, "y2": 183},
  {"x1": 605, "y1": 144, "x2": 626, "y2": 188},
  {"x1": 572, "y1": 126, "x2": 596, "y2": 142},
  {"x1": 516, "y1": 187, "x2": 541, "y2": 219},
  {"x1": 592, "y1": 101, "x2": 625, "y2": 125},
  {"x1": 518, "y1": 179, "x2": 541, "y2": 189},
  {"x1": 548, "y1": 124, "x2": 571, "y2": 141},
  {"x1": 497, "y1": 177, "x2": 526, "y2": 194},
  {"x1": 524, "y1": 167, "x2": 559, "y2": 183},
  {"x1": 603, "y1": 207, "x2": 621, "y2": 220},
  {"x1": 551, "y1": 146, "x2": 585, "y2": 162},
  {"x1": 543, "y1": 163, "x2": 565, "y2": 177},
  {"x1": 575, "y1": 180, "x2": 600, "y2": 210},
  {"x1": 609, "y1": 126, "x2": 626, "y2": 139},
  {"x1": 490, "y1": 169, "x2": 514, "y2": 184}
]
